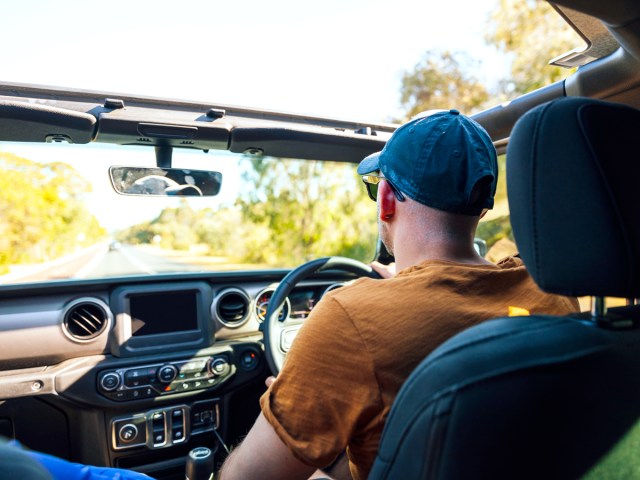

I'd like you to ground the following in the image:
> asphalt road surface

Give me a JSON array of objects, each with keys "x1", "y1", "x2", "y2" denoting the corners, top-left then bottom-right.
[{"x1": 5, "y1": 244, "x2": 203, "y2": 284}]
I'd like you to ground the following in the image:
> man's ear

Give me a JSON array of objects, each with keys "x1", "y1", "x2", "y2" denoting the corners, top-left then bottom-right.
[{"x1": 378, "y1": 180, "x2": 396, "y2": 222}]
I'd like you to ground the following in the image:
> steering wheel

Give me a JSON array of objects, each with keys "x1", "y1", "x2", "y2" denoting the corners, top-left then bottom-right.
[{"x1": 263, "y1": 256, "x2": 381, "y2": 375}]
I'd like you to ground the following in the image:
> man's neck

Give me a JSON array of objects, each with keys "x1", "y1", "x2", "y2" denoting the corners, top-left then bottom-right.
[
  {"x1": 390, "y1": 201, "x2": 494, "y2": 272},
  {"x1": 394, "y1": 236, "x2": 493, "y2": 273}
]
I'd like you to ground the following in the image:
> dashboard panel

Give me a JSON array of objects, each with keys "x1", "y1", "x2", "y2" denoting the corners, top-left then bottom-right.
[{"x1": 0, "y1": 270, "x2": 352, "y2": 478}]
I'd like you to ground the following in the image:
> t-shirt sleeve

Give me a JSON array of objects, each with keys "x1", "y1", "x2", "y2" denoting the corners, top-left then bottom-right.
[{"x1": 260, "y1": 294, "x2": 382, "y2": 468}]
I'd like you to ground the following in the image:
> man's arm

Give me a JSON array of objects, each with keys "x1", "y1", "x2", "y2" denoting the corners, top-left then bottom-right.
[{"x1": 218, "y1": 412, "x2": 315, "y2": 480}]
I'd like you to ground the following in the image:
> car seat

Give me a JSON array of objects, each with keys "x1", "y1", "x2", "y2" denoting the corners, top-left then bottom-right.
[{"x1": 368, "y1": 97, "x2": 640, "y2": 479}]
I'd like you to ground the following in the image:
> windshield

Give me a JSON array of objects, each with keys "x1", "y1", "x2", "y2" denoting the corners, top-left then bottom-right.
[
  {"x1": 0, "y1": 143, "x2": 377, "y2": 283},
  {"x1": 0, "y1": 0, "x2": 587, "y2": 286}
]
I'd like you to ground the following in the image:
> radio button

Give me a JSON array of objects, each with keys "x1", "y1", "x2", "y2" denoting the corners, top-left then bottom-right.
[
  {"x1": 100, "y1": 372, "x2": 121, "y2": 392},
  {"x1": 158, "y1": 365, "x2": 178, "y2": 384}
]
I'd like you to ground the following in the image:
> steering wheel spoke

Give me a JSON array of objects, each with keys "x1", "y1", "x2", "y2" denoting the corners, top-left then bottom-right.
[{"x1": 279, "y1": 324, "x2": 303, "y2": 353}]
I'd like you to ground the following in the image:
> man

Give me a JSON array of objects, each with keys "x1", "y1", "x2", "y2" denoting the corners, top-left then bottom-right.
[{"x1": 219, "y1": 110, "x2": 579, "y2": 480}]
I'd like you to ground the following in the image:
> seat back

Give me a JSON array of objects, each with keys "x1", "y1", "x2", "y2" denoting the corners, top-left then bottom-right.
[{"x1": 369, "y1": 97, "x2": 640, "y2": 479}]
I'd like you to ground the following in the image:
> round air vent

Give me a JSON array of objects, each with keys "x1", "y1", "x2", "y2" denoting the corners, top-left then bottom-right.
[
  {"x1": 213, "y1": 288, "x2": 250, "y2": 328},
  {"x1": 62, "y1": 298, "x2": 111, "y2": 342}
]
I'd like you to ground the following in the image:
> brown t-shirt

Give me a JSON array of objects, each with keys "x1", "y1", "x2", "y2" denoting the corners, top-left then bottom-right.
[{"x1": 260, "y1": 257, "x2": 579, "y2": 479}]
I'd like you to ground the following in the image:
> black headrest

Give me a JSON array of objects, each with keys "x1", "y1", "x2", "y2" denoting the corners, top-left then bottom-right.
[{"x1": 507, "y1": 97, "x2": 640, "y2": 298}]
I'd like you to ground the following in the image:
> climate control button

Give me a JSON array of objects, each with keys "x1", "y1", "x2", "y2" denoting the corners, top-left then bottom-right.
[
  {"x1": 157, "y1": 365, "x2": 178, "y2": 384},
  {"x1": 208, "y1": 358, "x2": 230, "y2": 377}
]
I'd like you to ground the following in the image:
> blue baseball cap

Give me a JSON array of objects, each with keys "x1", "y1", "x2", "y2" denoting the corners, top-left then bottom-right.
[{"x1": 357, "y1": 109, "x2": 498, "y2": 215}]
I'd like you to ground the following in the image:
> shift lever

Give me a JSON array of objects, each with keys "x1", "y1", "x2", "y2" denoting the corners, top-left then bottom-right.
[{"x1": 186, "y1": 446, "x2": 214, "y2": 480}]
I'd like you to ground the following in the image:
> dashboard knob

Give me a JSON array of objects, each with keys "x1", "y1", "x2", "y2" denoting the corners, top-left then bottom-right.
[
  {"x1": 208, "y1": 358, "x2": 230, "y2": 377},
  {"x1": 157, "y1": 365, "x2": 178, "y2": 384},
  {"x1": 99, "y1": 372, "x2": 121, "y2": 392}
]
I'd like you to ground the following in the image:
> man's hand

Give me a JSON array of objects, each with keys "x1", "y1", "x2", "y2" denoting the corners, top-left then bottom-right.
[
  {"x1": 370, "y1": 261, "x2": 396, "y2": 279},
  {"x1": 265, "y1": 376, "x2": 276, "y2": 388}
]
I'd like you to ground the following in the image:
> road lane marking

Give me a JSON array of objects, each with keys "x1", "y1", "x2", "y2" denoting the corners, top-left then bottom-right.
[
  {"x1": 74, "y1": 247, "x2": 108, "y2": 278},
  {"x1": 0, "y1": 244, "x2": 105, "y2": 283},
  {"x1": 119, "y1": 247, "x2": 157, "y2": 275}
]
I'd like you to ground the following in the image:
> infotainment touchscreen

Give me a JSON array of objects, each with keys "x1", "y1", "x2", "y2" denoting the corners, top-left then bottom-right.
[
  {"x1": 110, "y1": 282, "x2": 214, "y2": 357},
  {"x1": 129, "y1": 290, "x2": 198, "y2": 336}
]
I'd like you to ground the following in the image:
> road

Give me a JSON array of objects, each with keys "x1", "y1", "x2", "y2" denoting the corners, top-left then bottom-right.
[{"x1": 2, "y1": 244, "x2": 205, "y2": 284}]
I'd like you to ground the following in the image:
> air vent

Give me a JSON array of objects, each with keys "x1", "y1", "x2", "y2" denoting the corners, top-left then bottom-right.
[
  {"x1": 62, "y1": 299, "x2": 110, "y2": 342},
  {"x1": 214, "y1": 289, "x2": 250, "y2": 328}
]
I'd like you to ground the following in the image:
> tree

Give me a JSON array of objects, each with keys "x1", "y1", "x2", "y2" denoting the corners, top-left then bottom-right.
[
  {"x1": 485, "y1": 0, "x2": 581, "y2": 95},
  {"x1": 118, "y1": 200, "x2": 200, "y2": 251},
  {"x1": 399, "y1": 50, "x2": 492, "y2": 120},
  {"x1": 236, "y1": 156, "x2": 377, "y2": 266},
  {"x1": 0, "y1": 154, "x2": 105, "y2": 273},
  {"x1": 399, "y1": 2, "x2": 582, "y2": 115}
]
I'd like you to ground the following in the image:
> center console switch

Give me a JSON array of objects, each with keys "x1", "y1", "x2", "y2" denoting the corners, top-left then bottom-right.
[
  {"x1": 111, "y1": 400, "x2": 219, "y2": 451},
  {"x1": 98, "y1": 355, "x2": 232, "y2": 402}
]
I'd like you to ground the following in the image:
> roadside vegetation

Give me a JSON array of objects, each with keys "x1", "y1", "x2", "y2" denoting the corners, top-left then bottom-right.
[
  {"x1": 116, "y1": 159, "x2": 378, "y2": 266},
  {"x1": 0, "y1": 154, "x2": 105, "y2": 274}
]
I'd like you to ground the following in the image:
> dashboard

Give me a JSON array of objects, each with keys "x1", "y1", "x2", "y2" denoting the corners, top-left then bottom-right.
[{"x1": 0, "y1": 270, "x2": 350, "y2": 478}]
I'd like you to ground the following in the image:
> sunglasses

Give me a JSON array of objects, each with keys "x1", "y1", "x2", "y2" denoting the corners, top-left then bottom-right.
[{"x1": 361, "y1": 173, "x2": 406, "y2": 202}]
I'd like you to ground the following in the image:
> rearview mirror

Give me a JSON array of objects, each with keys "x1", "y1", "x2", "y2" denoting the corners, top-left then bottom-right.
[{"x1": 109, "y1": 166, "x2": 222, "y2": 196}]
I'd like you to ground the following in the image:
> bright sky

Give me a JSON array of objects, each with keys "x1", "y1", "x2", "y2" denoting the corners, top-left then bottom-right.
[{"x1": 1, "y1": 0, "x2": 508, "y2": 123}]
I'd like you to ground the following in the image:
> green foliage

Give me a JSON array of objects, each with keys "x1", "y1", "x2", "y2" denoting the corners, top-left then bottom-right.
[
  {"x1": 235, "y1": 156, "x2": 377, "y2": 265},
  {"x1": 485, "y1": 0, "x2": 580, "y2": 95},
  {"x1": 117, "y1": 158, "x2": 378, "y2": 267},
  {"x1": 118, "y1": 201, "x2": 203, "y2": 251},
  {"x1": 476, "y1": 215, "x2": 513, "y2": 249},
  {"x1": 399, "y1": 2, "x2": 582, "y2": 117},
  {"x1": 492, "y1": 154, "x2": 508, "y2": 210},
  {"x1": 0, "y1": 153, "x2": 106, "y2": 273},
  {"x1": 400, "y1": 50, "x2": 492, "y2": 119},
  {"x1": 476, "y1": 154, "x2": 512, "y2": 251}
]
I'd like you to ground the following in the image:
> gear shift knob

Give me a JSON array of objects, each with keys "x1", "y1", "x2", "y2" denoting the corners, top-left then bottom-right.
[{"x1": 186, "y1": 446, "x2": 214, "y2": 480}]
